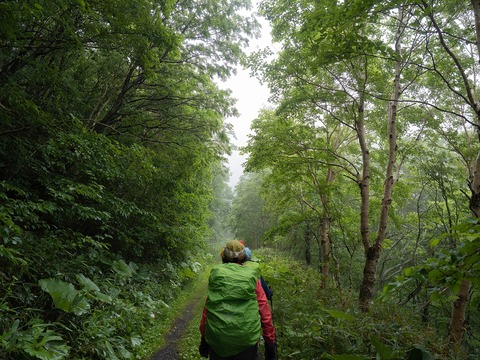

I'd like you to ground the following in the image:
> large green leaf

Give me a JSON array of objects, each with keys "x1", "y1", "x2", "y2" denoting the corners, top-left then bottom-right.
[
  {"x1": 2, "y1": 319, "x2": 70, "y2": 360},
  {"x1": 38, "y1": 278, "x2": 90, "y2": 315},
  {"x1": 371, "y1": 336, "x2": 402, "y2": 360},
  {"x1": 23, "y1": 329, "x2": 70, "y2": 360},
  {"x1": 76, "y1": 274, "x2": 100, "y2": 292},
  {"x1": 76, "y1": 274, "x2": 112, "y2": 303}
]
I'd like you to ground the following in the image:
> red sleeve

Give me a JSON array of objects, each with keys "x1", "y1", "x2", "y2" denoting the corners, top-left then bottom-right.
[
  {"x1": 199, "y1": 300, "x2": 207, "y2": 336},
  {"x1": 256, "y1": 279, "x2": 276, "y2": 343}
]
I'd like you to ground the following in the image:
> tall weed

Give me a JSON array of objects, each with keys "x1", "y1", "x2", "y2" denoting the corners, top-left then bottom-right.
[{"x1": 254, "y1": 249, "x2": 443, "y2": 359}]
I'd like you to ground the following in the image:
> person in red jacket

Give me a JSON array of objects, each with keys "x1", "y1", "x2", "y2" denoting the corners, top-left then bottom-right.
[
  {"x1": 238, "y1": 240, "x2": 273, "y2": 301},
  {"x1": 199, "y1": 240, "x2": 277, "y2": 360}
]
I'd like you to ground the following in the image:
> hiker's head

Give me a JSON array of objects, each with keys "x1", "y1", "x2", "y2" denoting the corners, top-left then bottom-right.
[
  {"x1": 244, "y1": 247, "x2": 252, "y2": 261},
  {"x1": 221, "y1": 240, "x2": 246, "y2": 264},
  {"x1": 237, "y1": 239, "x2": 251, "y2": 261}
]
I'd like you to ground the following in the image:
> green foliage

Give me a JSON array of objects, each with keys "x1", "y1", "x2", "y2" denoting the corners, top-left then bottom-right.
[
  {"x1": 177, "y1": 248, "x2": 442, "y2": 359},
  {"x1": 0, "y1": 121, "x2": 223, "y2": 359},
  {"x1": 39, "y1": 278, "x2": 90, "y2": 315},
  {"x1": 2, "y1": 0, "x2": 479, "y2": 357},
  {"x1": 1, "y1": 249, "x2": 206, "y2": 359},
  {"x1": 381, "y1": 219, "x2": 480, "y2": 355},
  {"x1": 383, "y1": 218, "x2": 480, "y2": 296},
  {"x1": 258, "y1": 249, "x2": 443, "y2": 359},
  {"x1": 1, "y1": 320, "x2": 71, "y2": 360},
  {"x1": 229, "y1": 172, "x2": 275, "y2": 248},
  {"x1": 405, "y1": 345, "x2": 435, "y2": 360},
  {"x1": 244, "y1": 0, "x2": 479, "y2": 350},
  {"x1": 0, "y1": 0, "x2": 253, "y2": 358},
  {"x1": 207, "y1": 163, "x2": 234, "y2": 245}
]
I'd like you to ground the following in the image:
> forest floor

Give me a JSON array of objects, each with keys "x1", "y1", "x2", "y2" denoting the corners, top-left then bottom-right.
[{"x1": 150, "y1": 281, "x2": 207, "y2": 360}]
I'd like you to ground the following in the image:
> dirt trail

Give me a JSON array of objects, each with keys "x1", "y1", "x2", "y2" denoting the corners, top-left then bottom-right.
[{"x1": 151, "y1": 283, "x2": 207, "y2": 360}]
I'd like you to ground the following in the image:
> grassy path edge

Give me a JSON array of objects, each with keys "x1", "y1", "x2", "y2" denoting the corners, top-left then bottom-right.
[{"x1": 145, "y1": 266, "x2": 211, "y2": 359}]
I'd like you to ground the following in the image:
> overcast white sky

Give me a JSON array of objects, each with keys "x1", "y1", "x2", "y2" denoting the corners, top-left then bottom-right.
[{"x1": 219, "y1": 7, "x2": 273, "y2": 190}]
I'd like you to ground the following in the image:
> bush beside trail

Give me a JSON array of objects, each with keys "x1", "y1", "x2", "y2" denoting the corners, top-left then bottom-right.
[
  {"x1": 177, "y1": 248, "x2": 447, "y2": 359},
  {"x1": 260, "y1": 249, "x2": 447, "y2": 359}
]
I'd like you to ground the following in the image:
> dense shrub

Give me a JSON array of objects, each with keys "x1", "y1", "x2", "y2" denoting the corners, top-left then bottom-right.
[
  {"x1": 0, "y1": 236, "x2": 205, "y2": 359},
  {"x1": 257, "y1": 249, "x2": 443, "y2": 359}
]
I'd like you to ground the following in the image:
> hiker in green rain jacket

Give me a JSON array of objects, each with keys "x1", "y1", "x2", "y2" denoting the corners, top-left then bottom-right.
[{"x1": 199, "y1": 240, "x2": 277, "y2": 360}]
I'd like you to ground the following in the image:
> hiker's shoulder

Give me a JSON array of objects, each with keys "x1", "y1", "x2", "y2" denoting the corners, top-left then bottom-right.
[{"x1": 244, "y1": 261, "x2": 260, "y2": 270}]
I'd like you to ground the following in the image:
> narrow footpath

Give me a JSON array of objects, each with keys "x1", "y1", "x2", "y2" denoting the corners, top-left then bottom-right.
[{"x1": 151, "y1": 283, "x2": 207, "y2": 360}]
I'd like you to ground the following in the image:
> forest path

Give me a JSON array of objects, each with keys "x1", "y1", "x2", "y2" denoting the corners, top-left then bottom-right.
[{"x1": 150, "y1": 280, "x2": 208, "y2": 360}]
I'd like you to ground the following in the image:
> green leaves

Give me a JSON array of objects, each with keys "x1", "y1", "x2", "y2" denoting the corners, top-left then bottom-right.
[
  {"x1": 324, "y1": 309, "x2": 355, "y2": 322},
  {"x1": 22, "y1": 326, "x2": 70, "y2": 360},
  {"x1": 1, "y1": 320, "x2": 70, "y2": 360},
  {"x1": 39, "y1": 278, "x2": 90, "y2": 315},
  {"x1": 1, "y1": 0, "x2": 253, "y2": 358},
  {"x1": 77, "y1": 274, "x2": 113, "y2": 303},
  {"x1": 39, "y1": 274, "x2": 114, "y2": 315},
  {"x1": 323, "y1": 355, "x2": 369, "y2": 360},
  {"x1": 250, "y1": 249, "x2": 443, "y2": 359},
  {"x1": 381, "y1": 218, "x2": 480, "y2": 312},
  {"x1": 112, "y1": 260, "x2": 137, "y2": 282},
  {"x1": 229, "y1": 172, "x2": 274, "y2": 246},
  {"x1": 371, "y1": 337, "x2": 403, "y2": 360}
]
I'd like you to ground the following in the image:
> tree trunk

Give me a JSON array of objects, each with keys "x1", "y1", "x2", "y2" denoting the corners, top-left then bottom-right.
[
  {"x1": 304, "y1": 227, "x2": 311, "y2": 265},
  {"x1": 470, "y1": 152, "x2": 480, "y2": 216},
  {"x1": 320, "y1": 216, "x2": 330, "y2": 288},
  {"x1": 446, "y1": 0, "x2": 480, "y2": 347},
  {"x1": 359, "y1": 244, "x2": 381, "y2": 311},
  {"x1": 356, "y1": 63, "x2": 371, "y2": 309},
  {"x1": 472, "y1": 0, "x2": 480, "y2": 64},
  {"x1": 359, "y1": 6, "x2": 403, "y2": 312},
  {"x1": 357, "y1": 86, "x2": 370, "y2": 255},
  {"x1": 449, "y1": 279, "x2": 471, "y2": 346},
  {"x1": 331, "y1": 242, "x2": 341, "y2": 289},
  {"x1": 319, "y1": 167, "x2": 334, "y2": 288}
]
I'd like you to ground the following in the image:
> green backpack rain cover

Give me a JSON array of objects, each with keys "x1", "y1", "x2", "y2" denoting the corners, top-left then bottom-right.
[{"x1": 205, "y1": 262, "x2": 261, "y2": 357}]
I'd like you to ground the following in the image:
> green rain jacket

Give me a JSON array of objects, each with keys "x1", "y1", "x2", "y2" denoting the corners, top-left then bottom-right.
[{"x1": 205, "y1": 262, "x2": 261, "y2": 357}]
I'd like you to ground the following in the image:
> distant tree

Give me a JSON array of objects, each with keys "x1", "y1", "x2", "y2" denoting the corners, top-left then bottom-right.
[
  {"x1": 229, "y1": 173, "x2": 274, "y2": 248},
  {"x1": 208, "y1": 162, "x2": 234, "y2": 244},
  {"x1": 244, "y1": 107, "x2": 357, "y2": 286}
]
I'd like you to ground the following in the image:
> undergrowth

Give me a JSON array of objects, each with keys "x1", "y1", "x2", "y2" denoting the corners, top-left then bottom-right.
[
  {"x1": 0, "y1": 244, "x2": 213, "y2": 360},
  {"x1": 257, "y1": 249, "x2": 445, "y2": 359},
  {"x1": 144, "y1": 260, "x2": 211, "y2": 359},
  {"x1": 177, "y1": 248, "x2": 468, "y2": 360}
]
